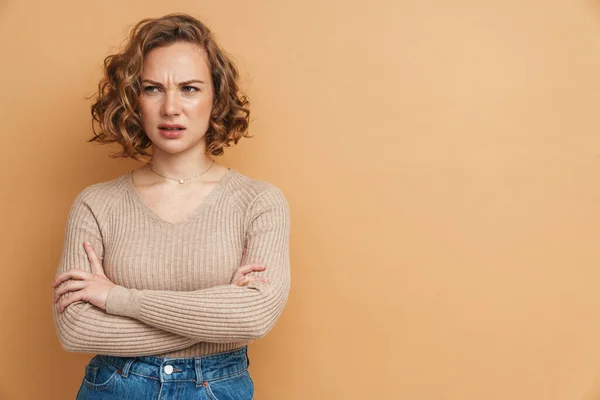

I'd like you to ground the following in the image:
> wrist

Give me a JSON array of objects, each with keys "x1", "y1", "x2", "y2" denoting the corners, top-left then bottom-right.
[{"x1": 105, "y1": 285, "x2": 142, "y2": 318}]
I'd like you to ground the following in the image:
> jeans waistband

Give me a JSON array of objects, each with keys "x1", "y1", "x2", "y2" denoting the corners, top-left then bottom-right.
[{"x1": 99, "y1": 346, "x2": 249, "y2": 385}]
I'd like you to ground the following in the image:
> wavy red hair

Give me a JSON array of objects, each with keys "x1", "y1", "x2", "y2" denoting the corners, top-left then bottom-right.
[{"x1": 89, "y1": 13, "x2": 250, "y2": 159}]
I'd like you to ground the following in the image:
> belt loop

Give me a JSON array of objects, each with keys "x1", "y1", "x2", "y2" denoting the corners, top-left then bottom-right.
[
  {"x1": 121, "y1": 358, "x2": 135, "y2": 378},
  {"x1": 194, "y1": 358, "x2": 204, "y2": 387},
  {"x1": 245, "y1": 346, "x2": 250, "y2": 368}
]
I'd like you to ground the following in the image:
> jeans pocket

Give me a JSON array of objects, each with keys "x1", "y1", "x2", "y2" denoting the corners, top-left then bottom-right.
[
  {"x1": 204, "y1": 370, "x2": 254, "y2": 400},
  {"x1": 82, "y1": 355, "x2": 120, "y2": 390}
]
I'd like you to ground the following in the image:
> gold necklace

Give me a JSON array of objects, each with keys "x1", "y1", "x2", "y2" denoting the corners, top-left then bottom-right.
[{"x1": 148, "y1": 160, "x2": 216, "y2": 184}]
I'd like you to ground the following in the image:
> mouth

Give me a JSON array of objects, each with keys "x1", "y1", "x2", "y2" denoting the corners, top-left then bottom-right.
[{"x1": 158, "y1": 125, "x2": 186, "y2": 139}]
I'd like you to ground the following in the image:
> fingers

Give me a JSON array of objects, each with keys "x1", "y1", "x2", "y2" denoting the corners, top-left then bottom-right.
[
  {"x1": 84, "y1": 242, "x2": 105, "y2": 276},
  {"x1": 231, "y1": 264, "x2": 267, "y2": 286},
  {"x1": 52, "y1": 269, "x2": 90, "y2": 287},
  {"x1": 235, "y1": 264, "x2": 266, "y2": 276},
  {"x1": 235, "y1": 276, "x2": 250, "y2": 286},
  {"x1": 234, "y1": 275, "x2": 270, "y2": 287},
  {"x1": 51, "y1": 242, "x2": 103, "y2": 289},
  {"x1": 231, "y1": 264, "x2": 268, "y2": 286},
  {"x1": 53, "y1": 280, "x2": 88, "y2": 302},
  {"x1": 251, "y1": 276, "x2": 270, "y2": 284},
  {"x1": 58, "y1": 291, "x2": 85, "y2": 313}
]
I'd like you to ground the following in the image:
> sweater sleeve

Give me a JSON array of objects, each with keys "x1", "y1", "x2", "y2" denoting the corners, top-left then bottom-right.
[
  {"x1": 104, "y1": 186, "x2": 291, "y2": 343},
  {"x1": 52, "y1": 189, "x2": 198, "y2": 356}
]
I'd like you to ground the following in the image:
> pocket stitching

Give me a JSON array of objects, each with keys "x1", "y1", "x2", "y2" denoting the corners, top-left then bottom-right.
[
  {"x1": 203, "y1": 370, "x2": 253, "y2": 400},
  {"x1": 207, "y1": 367, "x2": 248, "y2": 383},
  {"x1": 204, "y1": 383, "x2": 218, "y2": 400},
  {"x1": 83, "y1": 364, "x2": 120, "y2": 391}
]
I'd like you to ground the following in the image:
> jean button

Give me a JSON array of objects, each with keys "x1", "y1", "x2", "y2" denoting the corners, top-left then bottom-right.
[{"x1": 164, "y1": 365, "x2": 174, "y2": 375}]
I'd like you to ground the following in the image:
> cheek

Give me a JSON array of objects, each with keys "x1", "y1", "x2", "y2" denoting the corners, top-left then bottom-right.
[
  {"x1": 138, "y1": 100, "x2": 155, "y2": 121},
  {"x1": 186, "y1": 96, "x2": 213, "y2": 119}
]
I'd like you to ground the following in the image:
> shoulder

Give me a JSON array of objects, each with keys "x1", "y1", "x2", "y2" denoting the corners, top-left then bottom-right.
[
  {"x1": 71, "y1": 173, "x2": 129, "y2": 216},
  {"x1": 226, "y1": 169, "x2": 289, "y2": 213}
]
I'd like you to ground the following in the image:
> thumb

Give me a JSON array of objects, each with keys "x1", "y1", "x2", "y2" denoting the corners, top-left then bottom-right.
[
  {"x1": 84, "y1": 242, "x2": 105, "y2": 276},
  {"x1": 240, "y1": 247, "x2": 247, "y2": 265}
]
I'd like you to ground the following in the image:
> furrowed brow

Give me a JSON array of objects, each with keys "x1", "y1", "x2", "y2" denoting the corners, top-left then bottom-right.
[{"x1": 142, "y1": 79, "x2": 205, "y2": 86}]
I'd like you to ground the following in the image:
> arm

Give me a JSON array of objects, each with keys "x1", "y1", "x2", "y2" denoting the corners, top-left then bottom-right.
[
  {"x1": 52, "y1": 189, "x2": 198, "y2": 356},
  {"x1": 105, "y1": 186, "x2": 291, "y2": 343}
]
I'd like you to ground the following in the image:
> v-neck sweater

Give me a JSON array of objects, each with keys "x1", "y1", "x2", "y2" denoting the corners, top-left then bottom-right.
[{"x1": 52, "y1": 168, "x2": 291, "y2": 357}]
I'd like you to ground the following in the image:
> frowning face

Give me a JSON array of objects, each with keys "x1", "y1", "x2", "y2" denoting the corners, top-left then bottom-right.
[{"x1": 139, "y1": 41, "x2": 214, "y2": 156}]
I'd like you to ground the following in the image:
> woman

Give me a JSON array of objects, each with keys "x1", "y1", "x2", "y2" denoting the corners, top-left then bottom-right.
[{"x1": 51, "y1": 13, "x2": 290, "y2": 399}]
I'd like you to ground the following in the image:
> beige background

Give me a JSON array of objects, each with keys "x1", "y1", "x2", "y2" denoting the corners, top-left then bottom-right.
[{"x1": 1, "y1": 0, "x2": 600, "y2": 399}]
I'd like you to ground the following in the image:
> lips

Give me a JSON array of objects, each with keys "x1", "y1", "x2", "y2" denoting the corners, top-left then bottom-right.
[
  {"x1": 158, "y1": 124, "x2": 185, "y2": 130},
  {"x1": 158, "y1": 124, "x2": 186, "y2": 139}
]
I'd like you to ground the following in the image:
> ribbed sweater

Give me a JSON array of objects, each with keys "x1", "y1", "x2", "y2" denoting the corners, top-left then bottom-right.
[{"x1": 52, "y1": 168, "x2": 290, "y2": 357}]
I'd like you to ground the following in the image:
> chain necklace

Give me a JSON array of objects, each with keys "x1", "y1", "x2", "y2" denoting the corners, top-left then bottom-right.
[{"x1": 147, "y1": 160, "x2": 216, "y2": 184}]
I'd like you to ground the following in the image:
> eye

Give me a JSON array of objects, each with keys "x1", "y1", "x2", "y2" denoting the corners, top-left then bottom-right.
[
  {"x1": 143, "y1": 86, "x2": 160, "y2": 93},
  {"x1": 182, "y1": 86, "x2": 200, "y2": 93}
]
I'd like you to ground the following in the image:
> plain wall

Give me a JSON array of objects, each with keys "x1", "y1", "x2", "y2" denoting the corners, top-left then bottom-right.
[{"x1": 1, "y1": 0, "x2": 600, "y2": 398}]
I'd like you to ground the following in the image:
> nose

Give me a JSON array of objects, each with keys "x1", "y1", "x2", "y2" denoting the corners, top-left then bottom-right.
[{"x1": 160, "y1": 90, "x2": 181, "y2": 116}]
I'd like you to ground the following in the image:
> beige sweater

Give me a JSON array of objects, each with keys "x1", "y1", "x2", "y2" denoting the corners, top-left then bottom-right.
[{"x1": 52, "y1": 168, "x2": 290, "y2": 357}]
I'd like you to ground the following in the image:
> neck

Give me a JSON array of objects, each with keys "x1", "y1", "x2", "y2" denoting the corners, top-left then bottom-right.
[{"x1": 149, "y1": 146, "x2": 215, "y2": 179}]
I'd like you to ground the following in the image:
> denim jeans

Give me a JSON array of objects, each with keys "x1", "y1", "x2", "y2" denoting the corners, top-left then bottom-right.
[{"x1": 75, "y1": 346, "x2": 254, "y2": 399}]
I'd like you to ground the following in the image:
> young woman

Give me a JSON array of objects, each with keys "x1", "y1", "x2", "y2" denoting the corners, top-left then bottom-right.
[{"x1": 51, "y1": 13, "x2": 290, "y2": 399}]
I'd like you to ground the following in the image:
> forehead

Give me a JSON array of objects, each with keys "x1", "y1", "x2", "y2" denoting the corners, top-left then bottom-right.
[{"x1": 142, "y1": 41, "x2": 210, "y2": 78}]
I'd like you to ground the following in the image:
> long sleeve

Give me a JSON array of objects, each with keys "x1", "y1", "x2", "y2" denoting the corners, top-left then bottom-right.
[
  {"x1": 52, "y1": 188, "x2": 198, "y2": 356},
  {"x1": 105, "y1": 186, "x2": 291, "y2": 343}
]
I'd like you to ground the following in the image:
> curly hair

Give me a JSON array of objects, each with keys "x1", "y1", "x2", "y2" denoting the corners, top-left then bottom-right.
[{"x1": 89, "y1": 13, "x2": 250, "y2": 159}]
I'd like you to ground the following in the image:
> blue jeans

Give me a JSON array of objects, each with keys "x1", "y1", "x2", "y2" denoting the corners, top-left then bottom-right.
[{"x1": 76, "y1": 347, "x2": 254, "y2": 399}]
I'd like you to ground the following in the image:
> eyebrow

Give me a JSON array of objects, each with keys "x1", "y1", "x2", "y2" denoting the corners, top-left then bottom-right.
[{"x1": 142, "y1": 79, "x2": 206, "y2": 86}]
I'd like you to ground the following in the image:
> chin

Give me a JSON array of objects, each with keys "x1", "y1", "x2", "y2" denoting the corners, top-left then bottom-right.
[
  {"x1": 152, "y1": 138, "x2": 207, "y2": 155},
  {"x1": 154, "y1": 143, "x2": 191, "y2": 155}
]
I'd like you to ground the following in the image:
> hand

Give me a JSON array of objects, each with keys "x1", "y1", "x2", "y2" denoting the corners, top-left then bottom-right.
[
  {"x1": 231, "y1": 264, "x2": 269, "y2": 286},
  {"x1": 231, "y1": 248, "x2": 269, "y2": 287},
  {"x1": 52, "y1": 242, "x2": 116, "y2": 313}
]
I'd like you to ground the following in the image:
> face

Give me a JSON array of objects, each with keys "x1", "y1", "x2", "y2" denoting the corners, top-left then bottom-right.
[{"x1": 138, "y1": 41, "x2": 214, "y2": 155}]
